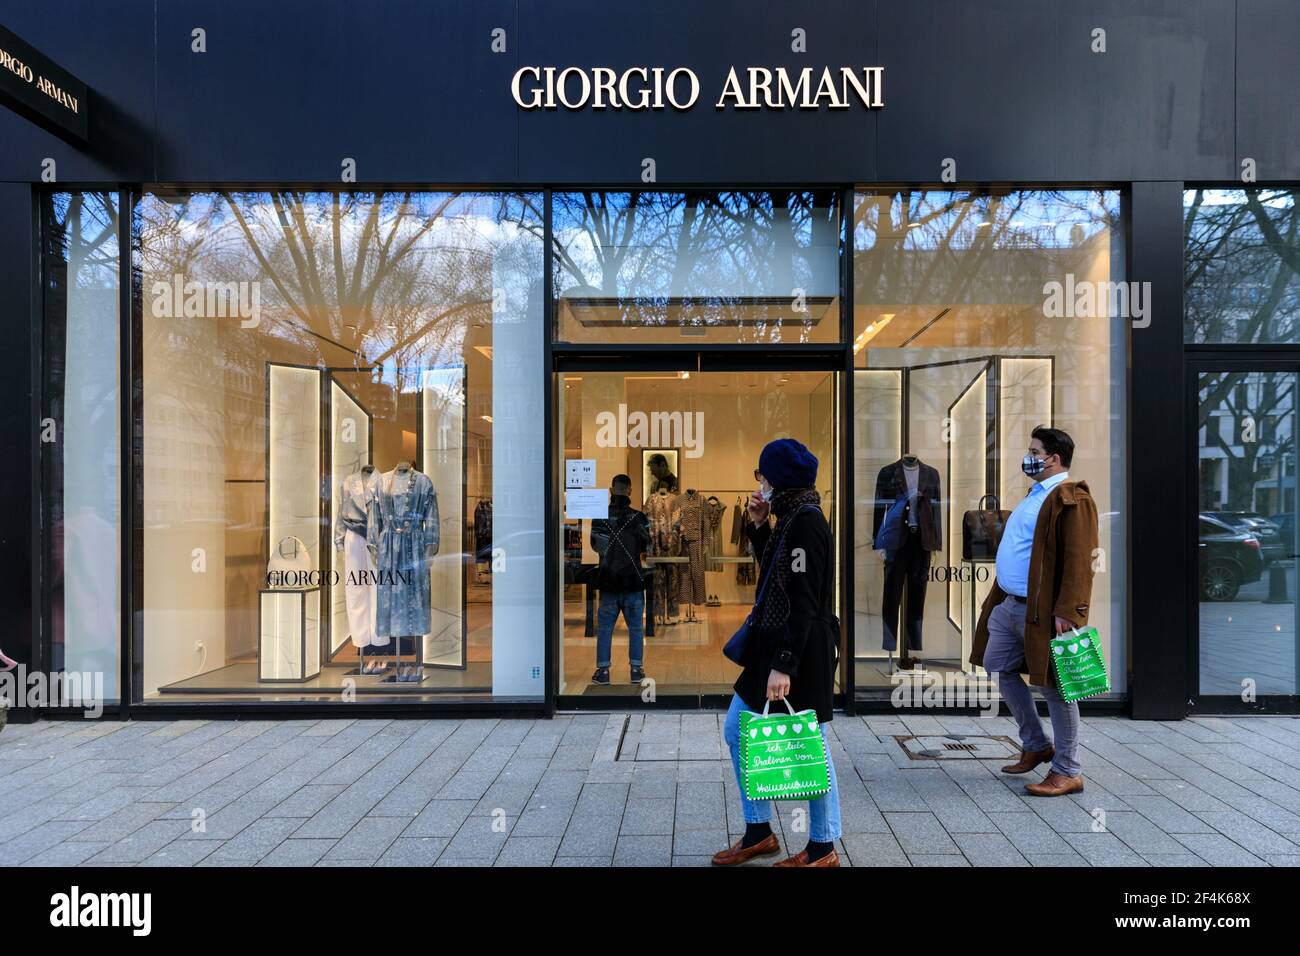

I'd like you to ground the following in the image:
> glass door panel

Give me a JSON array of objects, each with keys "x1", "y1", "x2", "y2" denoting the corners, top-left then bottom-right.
[
  {"x1": 1196, "y1": 369, "x2": 1299, "y2": 698},
  {"x1": 556, "y1": 369, "x2": 839, "y2": 704}
]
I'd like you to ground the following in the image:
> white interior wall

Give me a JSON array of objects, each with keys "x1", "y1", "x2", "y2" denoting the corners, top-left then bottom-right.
[{"x1": 142, "y1": 308, "x2": 228, "y2": 696}]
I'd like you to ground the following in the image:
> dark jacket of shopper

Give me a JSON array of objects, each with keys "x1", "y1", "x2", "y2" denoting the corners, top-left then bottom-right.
[
  {"x1": 733, "y1": 497, "x2": 838, "y2": 724},
  {"x1": 969, "y1": 479, "x2": 1099, "y2": 687},
  {"x1": 590, "y1": 494, "x2": 651, "y2": 592}
]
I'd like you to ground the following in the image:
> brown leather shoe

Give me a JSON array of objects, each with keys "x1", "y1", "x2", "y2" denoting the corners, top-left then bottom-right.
[
  {"x1": 1000, "y1": 746, "x2": 1055, "y2": 774},
  {"x1": 711, "y1": 832, "x2": 780, "y2": 866},
  {"x1": 1025, "y1": 772, "x2": 1085, "y2": 797},
  {"x1": 774, "y1": 848, "x2": 841, "y2": 868}
]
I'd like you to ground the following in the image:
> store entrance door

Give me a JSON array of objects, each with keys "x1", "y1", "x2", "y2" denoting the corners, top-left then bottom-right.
[
  {"x1": 1191, "y1": 361, "x2": 1300, "y2": 711},
  {"x1": 554, "y1": 361, "x2": 841, "y2": 709}
]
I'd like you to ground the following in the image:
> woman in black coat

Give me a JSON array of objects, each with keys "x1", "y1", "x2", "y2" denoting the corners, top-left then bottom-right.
[{"x1": 713, "y1": 438, "x2": 842, "y2": 868}]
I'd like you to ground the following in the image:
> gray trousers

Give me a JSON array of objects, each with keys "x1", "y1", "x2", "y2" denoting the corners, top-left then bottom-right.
[{"x1": 982, "y1": 594, "x2": 1082, "y2": 778}]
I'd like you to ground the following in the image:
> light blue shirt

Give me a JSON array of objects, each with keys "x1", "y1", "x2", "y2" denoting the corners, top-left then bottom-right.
[{"x1": 994, "y1": 471, "x2": 1069, "y2": 597}]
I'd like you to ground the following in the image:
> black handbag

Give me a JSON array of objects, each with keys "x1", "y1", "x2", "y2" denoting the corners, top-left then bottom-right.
[
  {"x1": 724, "y1": 504, "x2": 817, "y2": 665},
  {"x1": 962, "y1": 495, "x2": 1010, "y2": 560}
]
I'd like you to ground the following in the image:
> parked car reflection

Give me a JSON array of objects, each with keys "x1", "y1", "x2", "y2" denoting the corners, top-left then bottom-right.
[
  {"x1": 1203, "y1": 510, "x2": 1286, "y2": 564},
  {"x1": 1267, "y1": 512, "x2": 1296, "y2": 558},
  {"x1": 1198, "y1": 514, "x2": 1264, "y2": 601}
]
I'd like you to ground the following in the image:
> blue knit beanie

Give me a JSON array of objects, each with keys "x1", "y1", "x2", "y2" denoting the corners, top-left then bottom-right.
[{"x1": 758, "y1": 438, "x2": 818, "y2": 490}]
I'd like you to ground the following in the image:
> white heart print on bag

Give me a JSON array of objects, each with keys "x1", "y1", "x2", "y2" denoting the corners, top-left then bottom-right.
[
  {"x1": 1080, "y1": 637, "x2": 1091, "y2": 649},
  {"x1": 1067, "y1": 643, "x2": 1079, "y2": 654},
  {"x1": 1053, "y1": 645, "x2": 1064, "y2": 655},
  {"x1": 792, "y1": 723, "x2": 803, "y2": 733},
  {"x1": 749, "y1": 728, "x2": 758, "y2": 739},
  {"x1": 762, "y1": 726, "x2": 772, "y2": 737},
  {"x1": 776, "y1": 725, "x2": 787, "y2": 735}
]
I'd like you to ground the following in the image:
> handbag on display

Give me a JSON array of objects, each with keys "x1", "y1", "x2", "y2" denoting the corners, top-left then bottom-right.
[
  {"x1": 1050, "y1": 626, "x2": 1111, "y2": 702},
  {"x1": 267, "y1": 535, "x2": 313, "y2": 586},
  {"x1": 962, "y1": 494, "x2": 1010, "y2": 560},
  {"x1": 738, "y1": 697, "x2": 831, "y2": 801}
]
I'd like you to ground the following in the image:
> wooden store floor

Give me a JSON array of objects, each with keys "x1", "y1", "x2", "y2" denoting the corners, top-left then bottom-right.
[{"x1": 560, "y1": 589, "x2": 747, "y2": 697}]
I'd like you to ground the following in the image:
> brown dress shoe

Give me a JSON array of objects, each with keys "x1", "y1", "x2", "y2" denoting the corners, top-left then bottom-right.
[
  {"x1": 1025, "y1": 772, "x2": 1085, "y2": 797},
  {"x1": 774, "y1": 848, "x2": 841, "y2": 868},
  {"x1": 1000, "y1": 746, "x2": 1055, "y2": 774},
  {"x1": 711, "y1": 832, "x2": 780, "y2": 866}
]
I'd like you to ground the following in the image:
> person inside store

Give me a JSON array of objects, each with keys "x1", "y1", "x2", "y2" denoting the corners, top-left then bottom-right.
[
  {"x1": 715, "y1": 438, "x2": 842, "y2": 867},
  {"x1": 590, "y1": 474, "x2": 651, "y2": 685},
  {"x1": 971, "y1": 425, "x2": 1099, "y2": 797}
]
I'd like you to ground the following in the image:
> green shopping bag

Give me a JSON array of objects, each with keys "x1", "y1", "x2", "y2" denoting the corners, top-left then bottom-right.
[
  {"x1": 1050, "y1": 625, "x2": 1110, "y2": 702},
  {"x1": 738, "y1": 698, "x2": 831, "y2": 801}
]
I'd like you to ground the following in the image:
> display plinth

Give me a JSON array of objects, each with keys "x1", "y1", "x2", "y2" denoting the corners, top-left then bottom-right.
[{"x1": 259, "y1": 587, "x2": 322, "y2": 682}]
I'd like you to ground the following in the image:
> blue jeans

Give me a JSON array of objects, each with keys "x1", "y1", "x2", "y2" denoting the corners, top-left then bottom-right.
[
  {"x1": 723, "y1": 693, "x2": 842, "y2": 843},
  {"x1": 595, "y1": 590, "x2": 644, "y2": 668}
]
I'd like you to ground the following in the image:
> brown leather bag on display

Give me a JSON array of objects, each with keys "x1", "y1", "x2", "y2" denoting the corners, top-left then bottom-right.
[{"x1": 962, "y1": 494, "x2": 1011, "y2": 560}]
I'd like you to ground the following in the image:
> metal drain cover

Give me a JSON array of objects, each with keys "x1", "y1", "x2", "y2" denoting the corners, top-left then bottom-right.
[{"x1": 894, "y1": 734, "x2": 1020, "y2": 760}]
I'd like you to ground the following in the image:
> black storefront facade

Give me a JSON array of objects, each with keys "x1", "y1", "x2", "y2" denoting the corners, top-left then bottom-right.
[{"x1": 2, "y1": 1, "x2": 1298, "y2": 724}]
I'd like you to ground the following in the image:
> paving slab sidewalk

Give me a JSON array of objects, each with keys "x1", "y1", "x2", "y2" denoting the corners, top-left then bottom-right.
[{"x1": 2, "y1": 714, "x2": 1299, "y2": 867}]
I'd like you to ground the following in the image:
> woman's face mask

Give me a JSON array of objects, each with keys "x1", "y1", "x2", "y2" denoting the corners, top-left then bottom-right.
[{"x1": 758, "y1": 477, "x2": 774, "y2": 502}]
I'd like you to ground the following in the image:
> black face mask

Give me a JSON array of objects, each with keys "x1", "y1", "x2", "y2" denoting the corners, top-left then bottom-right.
[{"x1": 1021, "y1": 454, "x2": 1048, "y2": 478}]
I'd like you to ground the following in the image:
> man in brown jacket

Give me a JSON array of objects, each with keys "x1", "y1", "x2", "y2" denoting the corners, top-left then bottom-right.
[{"x1": 970, "y1": 426, "x2": 1098, "y2": 797}]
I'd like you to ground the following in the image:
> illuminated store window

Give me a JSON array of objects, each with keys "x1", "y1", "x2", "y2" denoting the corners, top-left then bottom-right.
[
  {"x1": 133, "y1": 191, "x2": 544, "y2": 703},
  {"x1": 851, "y1": 189, "x2": 1126, "y2": 696}
]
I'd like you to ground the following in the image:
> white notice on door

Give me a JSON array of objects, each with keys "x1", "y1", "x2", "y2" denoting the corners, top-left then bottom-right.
[{"x1": 565, "y1": 487, "x2": 608, "y2": 519}]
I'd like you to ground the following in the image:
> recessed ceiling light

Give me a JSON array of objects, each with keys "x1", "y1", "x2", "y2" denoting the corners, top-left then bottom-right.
[{"x1": 853, "y1": 313, "x2": 896, "y2": 353}]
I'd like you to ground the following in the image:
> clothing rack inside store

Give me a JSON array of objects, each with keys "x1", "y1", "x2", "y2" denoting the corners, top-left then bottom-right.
[{"x1": 646, "y1": 488, "x2": 834, "y2": 500}]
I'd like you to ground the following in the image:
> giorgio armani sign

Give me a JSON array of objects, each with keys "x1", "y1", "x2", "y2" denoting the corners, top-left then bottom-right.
[
  {"x1": 511, "y1": 65, "x2": 883, "y2": 111},
  {"x1": 0, "y1": 24, "x2": 88, "y2": 143}
]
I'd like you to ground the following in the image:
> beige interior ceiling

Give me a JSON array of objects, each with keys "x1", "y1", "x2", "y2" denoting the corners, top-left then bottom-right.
[
  {"x1": 562, "y1": 370, "x2": 832, "y2": 450},
  {"x1": 853, "y1": 227, "x2": 1112, "y2": 352},
  {"x1": 854, "y1": 303, "x2": 1047, "y2": 350}
]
